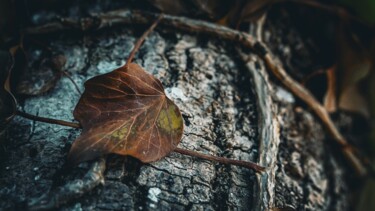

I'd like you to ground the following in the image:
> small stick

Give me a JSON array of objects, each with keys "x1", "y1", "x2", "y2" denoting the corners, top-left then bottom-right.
[
  {"x1": 124, "y1": 15, "x2": 163, "y2": 69},
  {"x1": 301, "y1": 69, "x2": 327, "y2": 85},
  {"x1": 174, "y1": 148, "x2": 265, "y2": 173},
  {"x1": 16, "y1": 110, "x2": 81, "y2": 128},
  {"x1": 23, "y1": 1, "x2": 369, "y2": 36},
  {"x1": 61, "y1": 70, "x2": 82, "y2": 95}
]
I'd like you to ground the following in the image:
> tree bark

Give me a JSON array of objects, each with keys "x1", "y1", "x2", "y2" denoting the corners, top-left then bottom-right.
[{"x1": 0, "y1": 2, "x2": 356, "y2": 210}]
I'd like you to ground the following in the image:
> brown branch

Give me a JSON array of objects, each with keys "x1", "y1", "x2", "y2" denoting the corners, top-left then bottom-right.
[
  {"x1": 24, "y1": 10, "x2": 256, "y2": 49},
  {"x1": 23, "y1": 0, "x2": 370, "y2": 36},
  {"x1": 16, "y1": 110, "x2": 81, "y2": 128},
  {"x1": 24, "y1": 9, "x2": 368, "y2": 176},
  {"x1": 124, "y1": 15, "x2": 163, "y2": 69},
  {"x1": 174, "y1": 148, "x2": 265, "y2": 173},
  {"x1": 61, "y1": 70, "x2": 82, "y2": 95}
]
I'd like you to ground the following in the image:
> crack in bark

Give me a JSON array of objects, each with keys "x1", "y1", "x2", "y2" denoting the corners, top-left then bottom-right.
[{"x1": 27, "y1": 158, "x2": 106, "y2": 210}]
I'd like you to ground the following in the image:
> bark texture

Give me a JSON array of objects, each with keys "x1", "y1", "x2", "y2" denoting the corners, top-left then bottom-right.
[{"x1": 0, "y1": 2, "x2": 357, "y2": 210}]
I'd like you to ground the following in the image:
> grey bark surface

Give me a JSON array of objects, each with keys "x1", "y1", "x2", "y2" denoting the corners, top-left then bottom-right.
[{"x1": 0, "y1": 3, "x2": 356, "y2": 211}]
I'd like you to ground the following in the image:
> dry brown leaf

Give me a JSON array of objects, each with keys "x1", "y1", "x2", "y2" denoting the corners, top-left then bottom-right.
[
  {"x1": 339, "y1": 84, "x2": 370, "y2": 117},
  {"x1": 68, "y1": 63, "x2": 184, "y2": 164},
  {"x1": 336, "y1": 27, "x2": 371, "y2": 117}
]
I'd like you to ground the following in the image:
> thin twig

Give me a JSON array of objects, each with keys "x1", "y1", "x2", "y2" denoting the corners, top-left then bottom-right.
[
  {"x1": 24, "y1": 10, "x2": 256, "y2": 49},
  {"x1": 301, "y1": 69, "x2": 327, "y2": 85},
  {"x1": 16, "y1": 110, "x2": 81, "y2": 128},
  {"x1": 61, "y1": 70, "x2": 82, "y2": 95},
  {"x1": 23, "y1": 0, "x2": 370, "y2": 36},
  {"x1": 174, "y1": 148, "x2": 265, "y2": 173},
  {"x1": 124, "y1": 15, "x2": 163, "y2": 69},
  {"x1": 15, "y1": 110, "x2": 264, "y2": 172},
  {"x1": 3, "y1": 48, "x2": 17, "y2": 123},
  {"x1": 28, "y1": 158, "x2": 106, "y2": 210}
]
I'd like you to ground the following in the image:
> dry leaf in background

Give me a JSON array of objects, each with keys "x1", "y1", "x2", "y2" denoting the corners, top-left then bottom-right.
[
  {"x1": 0, "y1": 50, "x2": 16, "y2": 127},
  {"x1": 336, "y1": 27, "x2": 371, "y2": 118}
]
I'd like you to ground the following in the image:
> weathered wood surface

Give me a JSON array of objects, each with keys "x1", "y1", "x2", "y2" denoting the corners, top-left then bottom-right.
[{"x1": 0, "y1": 2, "x2": 354, "y2": 210}]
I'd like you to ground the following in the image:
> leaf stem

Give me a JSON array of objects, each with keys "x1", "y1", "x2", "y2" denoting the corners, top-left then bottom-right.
[
  {"x1": 174, "y1": 147, "x2": 265, "y2": 173},
  {"x1": 15, "y1": 110, "x2": 265, "y2": 172},
  {"x1": 61, "y1": 70, "x2": 82, "y2": 95},
  {"x1": 16, "y1": 110, "x2": 81, "y2": 128},
  {"x1": 124, "y1": 15, "x2": 163, "y2": 69}
]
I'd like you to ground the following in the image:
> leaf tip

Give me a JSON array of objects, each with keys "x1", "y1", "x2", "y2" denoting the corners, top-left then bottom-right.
[{"x1": 67, "y1": 143, "x2": 103, "y2": 165}]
